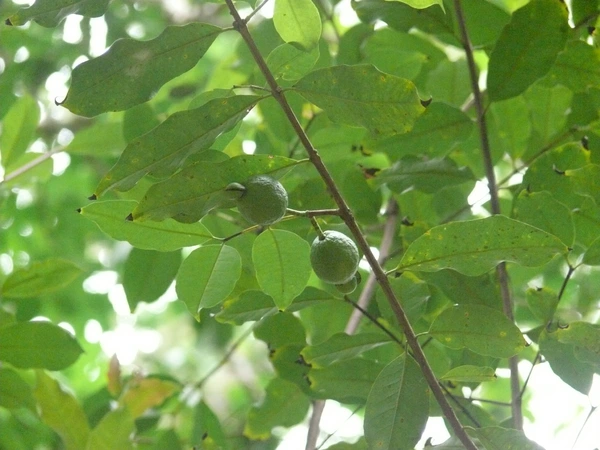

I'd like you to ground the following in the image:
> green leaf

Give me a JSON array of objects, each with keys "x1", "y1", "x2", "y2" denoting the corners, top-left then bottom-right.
[
  {"x1": 34, "y1": 371, "x2": 90, "y2": 450},
  {"x1": 387, "y1": 0, "x2": 443, "y2": 9},
  {"x1": 448, "y1": 0, "x2": 511, "y2": 48},
  {"x1": 513, "y1": 190, "x2": 574, "y2": 247},
  {"x1": 396, "y1": 216, "x2": 568, "y2": 276},
  {"x1": 583, "y1": 236, "x2": 600, "y2": 265},
  {"x1": 325, "y1": 438, "x2": 368, "y2": 450},
  {"x1": 487, "y1": 96, "x2": 531, "y2": 159},
  {"x1": 539, "y1": 328, "x2": 595, "y2": 394},
  {"x1": 252, "y1": 229, "x2": 311, "y2": 310},
  {"x1": 555, "y1": 321, "x2": 600, "y2": 366},
  {"x1": 426, "y1": 60, "x2": 471, "y2": 107},
  {"x1": 80, "y1": 200, "x2": 213, "y2": 251},
  {"x1": 440, "y1": 365, "x2": 497, "y2": 383},
  {"x1": 309, "y1": 358, "x2": 386, "y2": 403},
  {"x1": 0, "y1": 95, "x2": 40, "y2": 169},
  {"x1": 376, "y1": 156, "x2": 475, "y2": 194},
  {"x1": 266, "y1": 43, "x2": 320, "y2": 81},
  {"x1": 566, "y1": 164, "x2": 600, "y2": 205},
  {"x1": 1, "y1": 259, "x2": 83, "y2": 299},
  {"x1": 524, "y1": 83, "x2": 572, "y2": 144},
  {"x1": 191, "y1": 401, "x2": 227, "y2": 448},
  {"x1": 120, "y1": 376, "x2": 180, "y2": 419},
  {"x1": 371, "y1": 103, "x2": 474, "y2": 159},
  {"x1": 0, "y1": 368, "x2": 35, "y2": 410},
  {"x1": 61, "y1": 23, "x2": 223, "y2": 117},
  {"x1": 6, "y1": 0, "x2": 109, "y2": 27},
  {"x1": 65, "y1": 121, "x2": 126, "y2": 157},
  {"x1": 244, "y1": 377, "x2": 311, "y2": 440},
  {"x1": 549, "y1": 41, "x2": 600, "y2": 92},
  {"x1": 132, "y1": 154, "x2": 298, "y2": 223},
  {"x1": 294, "y1": 64, "x2": 425, "y2": 138},
  {"x1": 123, "y1": 249, "x2": 181, "y2": 312},
  {"x1": 176, "y1": 245, "x2": 242, "y2": 319},
  {"x1": 526, "y1": 287, "x2": 559, "y2": 323},
  {"x1": 301, "y1": 333, "x2": 393, "y2": 368},
  {"x1": 0, "y1": 321, "x2": 83, "y2": 370},
  {"x1": 254, "y1": 312, "x2": 306, "y2": 349},
  {"x1": 216, "y1": 290, "x2": 276, "y2": 325},
  {"x1": 86, "y1": 408, "x2": 134, "y2": 450},
  {"x1": 364, "y1": 354, "x2": 429, "y2": 450},
  {"x1": 430, "y1": 305, "x2": 527, "y2": 358},
  {"x1": 376, "y1": 273, "x2": 430, "y2": 326},
  {"x1": 95, "y1": 95, "x2": 263, "y2": 195},
  {"x1": 466, "y1": 426, "x2": 545, "y2": 450},
  {"x1": 273, "y1": 0, "x2": 322, "y2": 50},
  {"x1": 487, "y1": 0, "x2": 569, "y2": 102}
]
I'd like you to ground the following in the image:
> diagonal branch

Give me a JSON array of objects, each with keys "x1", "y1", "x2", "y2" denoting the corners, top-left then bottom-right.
[
  {"x1": 223, "y1": 1, "x2": 478, "y2": 448},
  {"x1": 453, "y1": 0, "x2": 523, "y2": 430}
]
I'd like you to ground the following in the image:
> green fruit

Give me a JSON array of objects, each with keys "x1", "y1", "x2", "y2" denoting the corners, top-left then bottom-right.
[
  {"x1": 335, "y1": 275, "x2": 358, "y2": 294},
  {"x1": 230, "y1": 175, "x2": 288, "y2": 225},
  {"x1": 310, "y1": 230, "x2": 360, "y2": 284}
]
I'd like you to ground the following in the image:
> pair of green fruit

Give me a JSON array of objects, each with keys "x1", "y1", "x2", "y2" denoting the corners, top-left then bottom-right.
[{"x1": 226, "y1": 175, "x2": 360, "y2": 293}]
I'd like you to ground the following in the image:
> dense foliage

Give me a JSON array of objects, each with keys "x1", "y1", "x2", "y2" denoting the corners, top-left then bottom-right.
[{"x1": 1, "y1": 0, "x2": 599, "y2": 449}]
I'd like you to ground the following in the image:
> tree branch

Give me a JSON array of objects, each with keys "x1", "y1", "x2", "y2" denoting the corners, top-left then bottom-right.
[
  {"x1": 0, "y1": 146, "x2": 64, "y2": 186},
  {"x1": 223, "y1": 2, "x2": 478, "y2": 448},
  {"x1": 453, "y1": 0, "x2": 523, "y2": 429}
]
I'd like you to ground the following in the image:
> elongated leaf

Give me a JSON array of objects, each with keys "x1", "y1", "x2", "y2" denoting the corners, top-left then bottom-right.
[
  {"x1": 376, "y1": 156, "x2": 475, "y2": 194},
  {"x1": 273, "y1": 0, "x2": 322, "y2": 50},
  {"x1": 61, "y1": 23, "x2": 223, "y2": 117},
  {"x1": 95, "y1": 95, "x2": 263, "y2": 195},
  {"x1": 566, "y1": 164, "x2": 600, "y2": 205},
  {"x1": 440, "y1": 365, "x2": 497, "y2": 383},
  {"x1": 86, "y1": 408, "x2": 134, "y2": 450},
  {"x1": 525, "y1": 83, "x2": 572, "y2": 143},
  {"x1": 364, "y1": 354, "x2": 429, "y2": 450},
  {"x1": 254, "y1": 312, "x2": 306, "y2": 349},
  {"x1": 267, "y1": 43, "x2": 320, "y2": 81},
  {"x1": 487, "y1": 96, "x2": 531, "y2": 159},
  {"x1": 555, "y1": 321, "x2": 600, "y2": 365},
  {"x1": 123, "y1": 249, "x2": 181, "y2": 312},
  {"x1": 294, "y1": 64, "x2": 425, "y2": 138},
  {"x1": 0, "y1": 368, "x2": 35, "y2": 410},
  {"x1": 513, "y1": 190, "x2": 574, "y2": 247},
  {"x1": 309, "y1": 358, "x2": 386, "y2": 403},
  {"x1": 80, "y1": 200, "x2": 213, "y2": 251},
  {"x1": 396, "y1": 215, "x2": 568, "y2": 276},
  {"x1": 1, "y1": 259, "x2": 82, "y2": 299},
  {"x1": 6, "y1": 0, "x2": 109, "y2": 27},
  {"x1": 526, "y1": 287, "x2": 559, "y2": 323},
  {"x1": 244, "y1": 377, "x2": 310, "y2": 440},
  {"x1": 388, "y1": 0, "x2": 443, "y2": 9},
  {"x1": 0, "y1": 322, "x2": 83, "y2": 370},
  {"x1": 583, "y1": 236, "x2": 600, "y2": 265},
  {"x1": 191, "y1": 401, "x2": 227, "y2": 448},
  {"x1": 430, "y1": 305, "x2": 526, "y2": 358},
  {"x1": 371, "y1": 102, "x2": 474, "y2": 159},
  {"x1": 120, "y1": 377, "x2": 180, "y2": 419},
  {"x1": 132, "y1": 154, "x2": 298, "y2": 223},
  {"x1": 467, "y1": 426, "x2": 545, "y2": 450},
  {"x1": 176, "y1": 245, "x2": 241, "y2": 319},
  {"x1": 65, "y1": 121, "x2": 125, "y2": 157},
  {"x1": 549, "y1": 41, "x2": 600, "y2": 92},
  {"x1": 487, "y1": 0, "x2": 569, "y2": 101},
  {"x1": 252, "y1": 229, "x2": 311, "y2": 310},
  {"x1": 216, "y1": 290, "x2": 276, "y2": 325},
  {"x1": 34, "y1": 371, "x2": 90, "y2": 450},
  {"x1": 302, "y1": 333, "x2": 392, "y2": 368},
  {"x1": 539, "y1": 328, "x2": 595, "y2": 394},
  {"x1": 0, "y1": 95, "x2": 40, "y2": 169}
]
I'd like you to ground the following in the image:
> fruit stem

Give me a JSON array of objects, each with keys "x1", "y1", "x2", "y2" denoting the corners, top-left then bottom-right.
[
  {"x1": 286, "y1": 207, "x2": 341, "y2": 217},
  {"x1": 309, "y1": 217, "x2": 326, "y2": 240}
]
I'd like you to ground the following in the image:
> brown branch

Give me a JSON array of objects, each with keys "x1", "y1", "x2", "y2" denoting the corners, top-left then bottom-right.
[
  {"x1": 453, "y1": 0, "x2": 523, "y2": 430},
  {"x1": 223, "y1": 2, "x2": 478, "y2": 448}
]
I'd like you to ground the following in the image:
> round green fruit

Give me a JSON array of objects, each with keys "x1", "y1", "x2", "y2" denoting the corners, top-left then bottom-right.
[
  {"x1": 310, "y1": 230, "x2": 360, "y2": 285},
  {"x1": 230, "y1": 175, "x2": 288, "y2": 226}
]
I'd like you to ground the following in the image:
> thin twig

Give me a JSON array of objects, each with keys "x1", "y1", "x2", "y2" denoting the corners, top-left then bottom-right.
[
  {"x1": 223, "y1": 2, "x2": 478, "y2": 448},
  {"x1": 0, "y1": 146, "x2": 64, "y2": 186},
  {"x1": 453, "y1": 0, "x2": 523, "y2": 430}
]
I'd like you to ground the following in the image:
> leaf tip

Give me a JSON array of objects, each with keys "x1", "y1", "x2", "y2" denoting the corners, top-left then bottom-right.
[
  {"x1": 125, "y1": 213, "x2": 134, "y2": 222},
  {"x1": 76, "y1": 208, "x2": 82, "y2": 213},
  {"x1": 5, "y1": 18, "x2": 13, "y2": 26},
  {"x1": 88, "y1": 194, "x2": 97, "y2": 201},
  {"x1": 420, "y1": 97, "x2": 433, "y2": 108}
]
